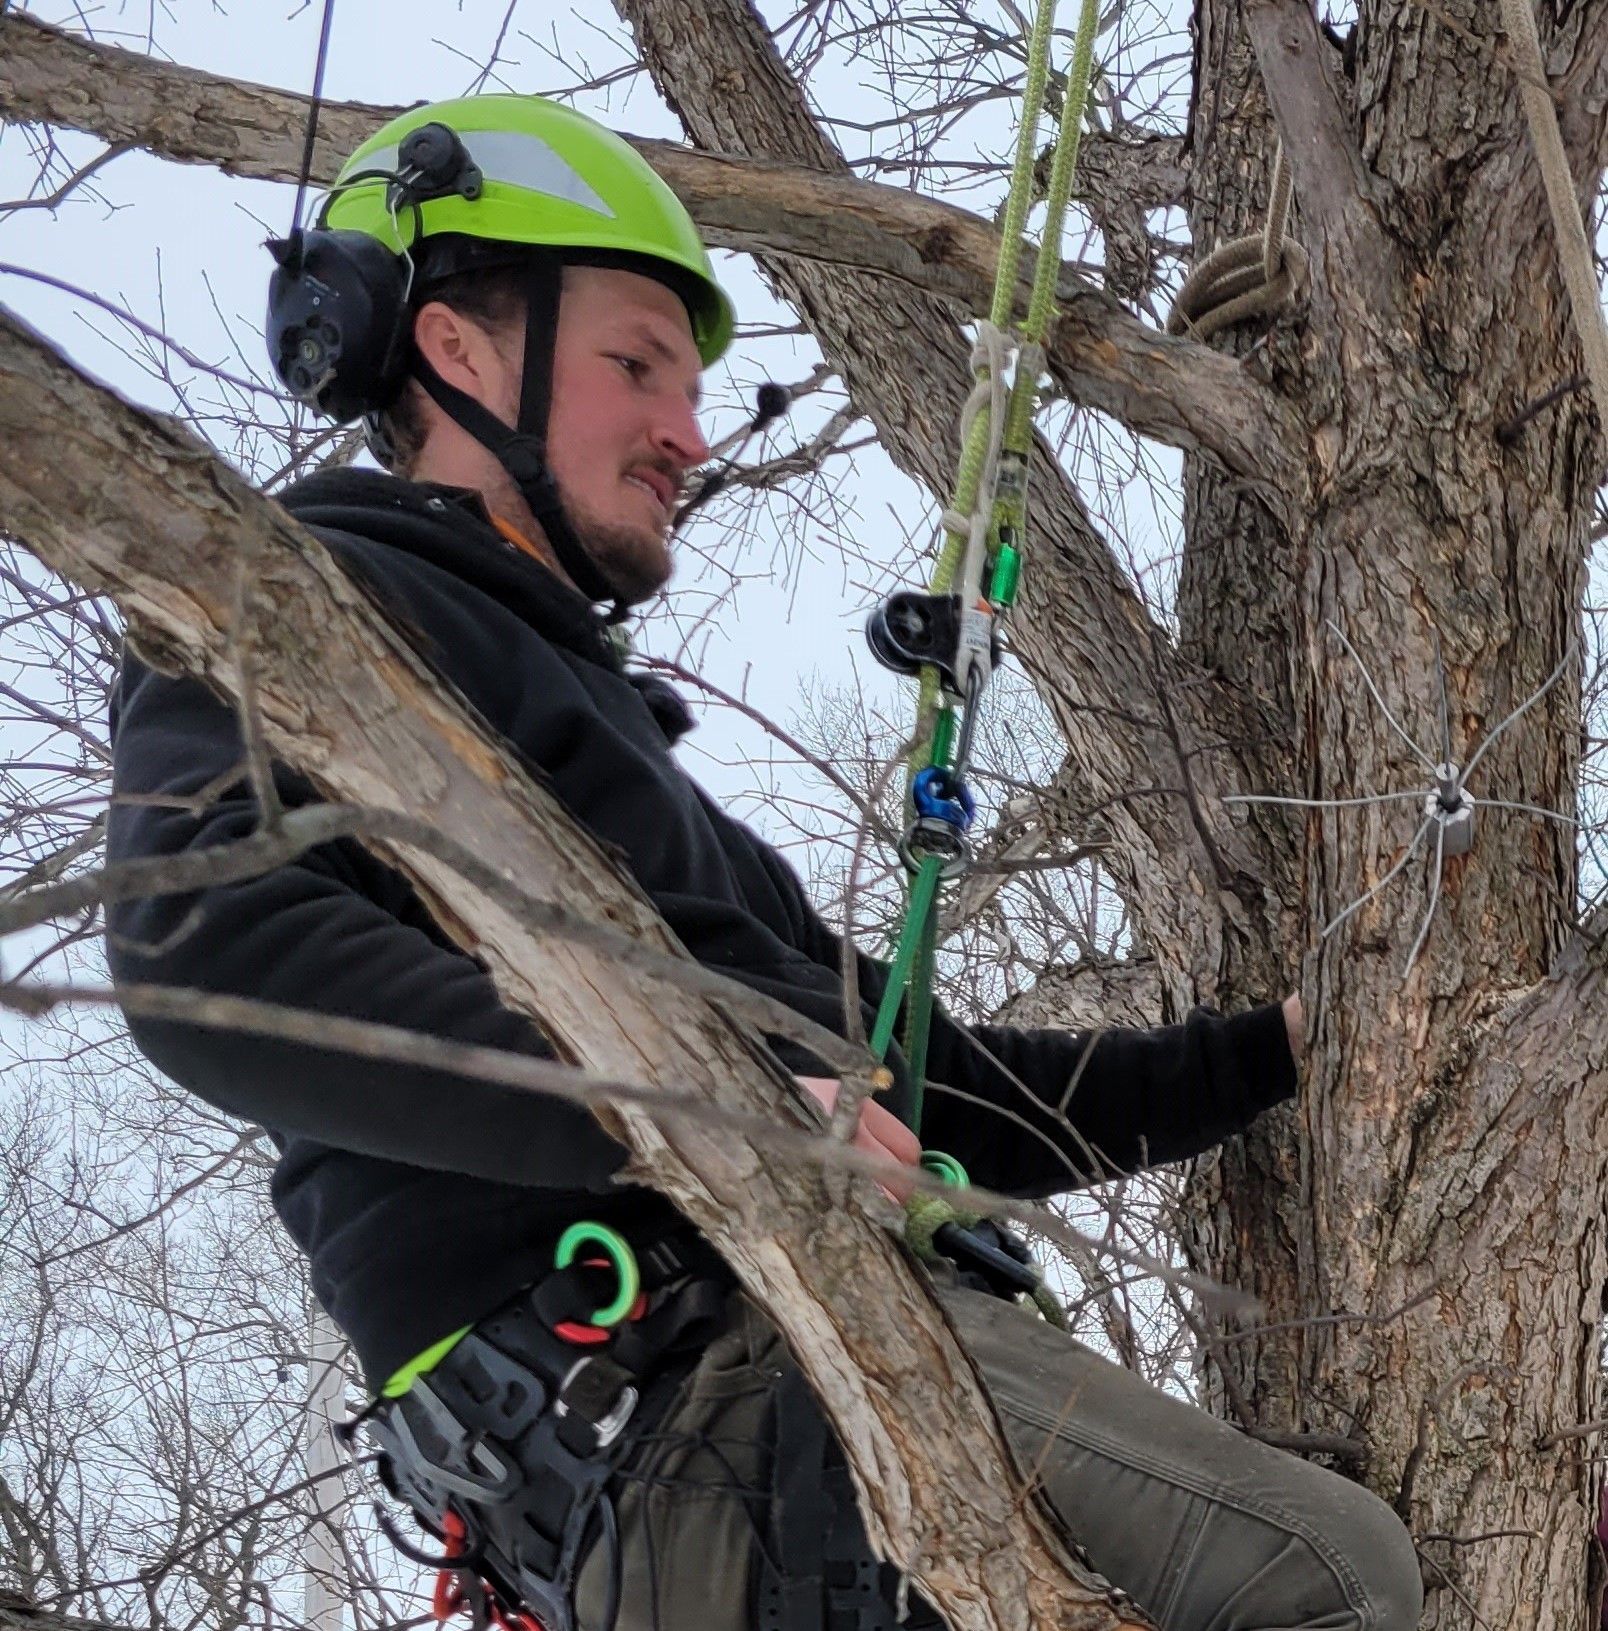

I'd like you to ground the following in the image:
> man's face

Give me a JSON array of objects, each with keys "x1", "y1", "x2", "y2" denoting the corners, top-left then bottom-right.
[{"x1": 536, "y1": 266, "x2": 710, "y2": 602}]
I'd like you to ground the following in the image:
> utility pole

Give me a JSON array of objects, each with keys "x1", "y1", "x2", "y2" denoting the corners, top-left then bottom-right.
[{"x1": 302, "y1": 1302, "x2": 348, "y2": 1631}]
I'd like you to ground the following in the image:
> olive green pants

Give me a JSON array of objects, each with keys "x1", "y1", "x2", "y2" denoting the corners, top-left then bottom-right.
[{"x1": 578, "y1": 1281, "x2": 1423, "y2": 1631}]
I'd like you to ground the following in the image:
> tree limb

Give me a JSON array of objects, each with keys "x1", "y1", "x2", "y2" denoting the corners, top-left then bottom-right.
[
  {"x1": 0, "y1": 1590, "x2": 130, "y2": 1631},
  {"x1": 0, "y1": 10, "x2": 1298, "y2": 490},
  {"x1": 994, "y1": 957, "x2": 1164, "y2": 1032},
  {"x1": 1240, "y1": 0, "x2": 1395, "y2": 292},
  {"x1": 0, "y1": 301, "x2": 1147, "y2": 1631}
]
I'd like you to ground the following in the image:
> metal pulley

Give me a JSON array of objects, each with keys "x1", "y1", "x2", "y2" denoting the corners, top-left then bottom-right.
[{"x1": 866, "y1": 590, "x2": 1002, "y2": 699}]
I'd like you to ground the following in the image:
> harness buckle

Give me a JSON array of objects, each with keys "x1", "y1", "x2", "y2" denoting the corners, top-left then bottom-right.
[{"x1": 555, "y1": 1357, "x2": 637, "y2": 1450}]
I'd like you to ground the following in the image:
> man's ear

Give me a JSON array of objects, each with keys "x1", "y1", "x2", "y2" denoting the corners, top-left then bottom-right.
[{"x1": 412, "y1": 301, "x2": 496, "y2": 402}]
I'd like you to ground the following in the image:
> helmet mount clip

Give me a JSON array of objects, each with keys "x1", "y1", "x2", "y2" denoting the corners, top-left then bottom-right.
[{"x1": 389, "y1": 124, "x2": 484, "y2": 212}]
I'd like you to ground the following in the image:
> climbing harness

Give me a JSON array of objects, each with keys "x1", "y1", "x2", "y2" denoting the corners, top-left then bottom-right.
[
  {"x1": 864, "y1": 0, "x2": 1101, "y2": 1131},
  {"x1": 343, "y1": 1224, "x2": 731, "y2": 1631},
  {"x1": 352, "y1": 1219, "x2": 960, "y2": 1631}
]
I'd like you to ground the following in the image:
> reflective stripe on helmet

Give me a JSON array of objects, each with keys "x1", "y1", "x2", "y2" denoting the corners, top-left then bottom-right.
[{"x1": 349, "y1": 128, "x2": 617, "y2": 220}]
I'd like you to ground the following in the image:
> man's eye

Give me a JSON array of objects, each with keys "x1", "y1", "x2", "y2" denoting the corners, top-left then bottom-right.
[{"x1": 613, "y1": 355, "x2": 647, "y2": 378}]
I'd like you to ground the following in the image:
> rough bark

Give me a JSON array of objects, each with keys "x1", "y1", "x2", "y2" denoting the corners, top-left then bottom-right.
[
  {"x1": 0, "y1": 302, "x2": 1151, "y2": 1631},
  {"x1": 1173, "y1": 0, "x2": 1322, "y2": 1441},
  {"x1": 1167, "y1": 0, "x2": 1608, "y2": 1621},
  {"x1": 994, "y1": 958, "x2": 1163, "y2": 1031},
  {"x1": 0, "y1": 1596, "x2": 117, "y2": 1631}
]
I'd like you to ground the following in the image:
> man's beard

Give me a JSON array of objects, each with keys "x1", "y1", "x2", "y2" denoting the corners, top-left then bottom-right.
[{"x1": 567, "y1": 508, "x2": 674, "y2": 606}]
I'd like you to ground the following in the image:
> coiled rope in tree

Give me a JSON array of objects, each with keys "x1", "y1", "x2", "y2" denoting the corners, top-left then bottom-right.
[{"x1": 1165, "y1": 143, "x2": 1307, "y2": 341}]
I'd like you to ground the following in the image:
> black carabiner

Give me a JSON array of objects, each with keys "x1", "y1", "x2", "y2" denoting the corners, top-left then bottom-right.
[{"x1": 933, "y1": 1218, "x2": 1041, "y2": 1299}]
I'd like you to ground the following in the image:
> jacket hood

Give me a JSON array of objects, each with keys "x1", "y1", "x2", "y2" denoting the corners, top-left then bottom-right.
[{"x1": 276, "y1": 467, "x2": 695, "y2": 741}]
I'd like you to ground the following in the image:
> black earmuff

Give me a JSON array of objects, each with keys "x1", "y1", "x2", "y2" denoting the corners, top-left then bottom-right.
[
  {"x1": 265, "y1": 123, "x2": 483, "y2": 421},
  {"x1": 266, "y1": 229, "x2": 412, "y2": 420}
]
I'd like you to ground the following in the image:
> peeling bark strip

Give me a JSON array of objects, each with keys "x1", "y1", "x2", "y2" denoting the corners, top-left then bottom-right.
[{"x1": 0, "y1": 305, "x2": 1149, "y2": 1631}]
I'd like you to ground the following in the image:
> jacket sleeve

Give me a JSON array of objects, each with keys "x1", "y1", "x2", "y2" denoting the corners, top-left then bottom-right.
[
  {"x1": 915, "y1": 996, "x2": 1298, "y2": 1198},
  {"x1": 765, "y1": 850, "x2": 1297, "y2": 1198},
  {"x1": 105, "y1": 653, "x2": 629, "y2": 1191}
]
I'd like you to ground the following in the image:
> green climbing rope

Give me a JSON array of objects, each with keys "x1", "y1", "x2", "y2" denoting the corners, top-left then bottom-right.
[{"x1": 869, "y1": 0, "x2": 1103, "y2": 1131}]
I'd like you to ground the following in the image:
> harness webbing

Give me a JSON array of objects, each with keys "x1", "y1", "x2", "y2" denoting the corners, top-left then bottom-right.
[{"x1": 869, "y1": 0, "x2": 1102, "y2": 1132}]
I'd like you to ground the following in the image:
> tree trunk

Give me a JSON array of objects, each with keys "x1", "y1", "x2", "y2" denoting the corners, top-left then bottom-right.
[
  {"x1": 1177, "y1": 1, "x2": 1608, "y2": 1623},
  {"x1": 620, "y1": 0, "x2": 1608, "y2": 1622}
]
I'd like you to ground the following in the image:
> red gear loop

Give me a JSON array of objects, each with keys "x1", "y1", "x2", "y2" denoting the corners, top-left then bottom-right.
[
  {"x1": 432, "y1": 1509, "x2": 544, "y2": 1631},
  {"x1": 552, "y1": 1256, "x2": 648, "y2": 1345}
]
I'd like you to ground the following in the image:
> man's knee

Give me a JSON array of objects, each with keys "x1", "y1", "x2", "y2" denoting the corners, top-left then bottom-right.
[{"x1": 1327, "y1": 1485, "x2": 1423, "y2": 1631}]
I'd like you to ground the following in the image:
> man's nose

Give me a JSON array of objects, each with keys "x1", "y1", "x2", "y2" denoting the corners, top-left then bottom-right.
[{"x1": 652, "y1": 394, "x2": 710, "y2": 469}]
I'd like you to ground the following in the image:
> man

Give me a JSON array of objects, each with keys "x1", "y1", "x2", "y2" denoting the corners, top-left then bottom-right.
[{"x1": 106, "y1": 95, "x2": 1421, "y2": 1631}]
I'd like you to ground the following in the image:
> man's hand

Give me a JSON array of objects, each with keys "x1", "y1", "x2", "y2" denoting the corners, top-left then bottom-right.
[
  {"x1": 796, "y1": 1076, "x2": 923, "y2": 1199},
  {"x1": 1283, "y1": 992, "x2": 1304, "y2": 1064}
]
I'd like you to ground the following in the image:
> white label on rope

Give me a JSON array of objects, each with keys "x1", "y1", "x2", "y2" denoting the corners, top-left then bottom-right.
[{"x1": 954, "y1": 601, "x2": 995, "y2": 694}]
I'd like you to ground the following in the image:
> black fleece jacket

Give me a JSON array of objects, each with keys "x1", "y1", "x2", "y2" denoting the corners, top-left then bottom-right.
[{"x1": 105, "y1": 468, "x2": 1296, "y2": 1388}]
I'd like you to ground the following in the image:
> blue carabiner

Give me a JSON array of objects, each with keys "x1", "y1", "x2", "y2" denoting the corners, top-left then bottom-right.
[{"x1": 911, "y1": 766, "x2": 976, "y2": 832}]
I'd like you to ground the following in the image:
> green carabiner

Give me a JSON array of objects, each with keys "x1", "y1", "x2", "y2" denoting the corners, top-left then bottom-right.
[
  {"x1": 920, "y1": 1151, "x2": 970, "y2": 1188},
  {"x1": 555, "y1": 1221, "x2": 640, "y2": 1328}
]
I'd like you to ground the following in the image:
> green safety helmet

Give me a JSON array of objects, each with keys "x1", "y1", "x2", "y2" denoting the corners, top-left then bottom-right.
[
  {"x1": 266, "y1": 93, "x2": 735, "y2": 609},
  {"x1": 325, "y1": 95, "x2": 734, "y2": 366}
]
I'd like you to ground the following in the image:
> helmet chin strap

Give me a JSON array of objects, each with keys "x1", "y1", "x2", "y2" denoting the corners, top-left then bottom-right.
[{"x1": 409, "y1": 254, "x2": 626, "y2": 616}]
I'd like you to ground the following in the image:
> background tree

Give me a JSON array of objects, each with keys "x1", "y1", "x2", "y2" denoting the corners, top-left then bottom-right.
[{"x1": 0, "y1": 0, "x2": 1605, "y2": 1627}]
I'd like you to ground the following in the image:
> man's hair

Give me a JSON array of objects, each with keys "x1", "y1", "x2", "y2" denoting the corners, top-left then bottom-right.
[{"x1": 374, "y1": 264, "x2": 530, "y2": 476}]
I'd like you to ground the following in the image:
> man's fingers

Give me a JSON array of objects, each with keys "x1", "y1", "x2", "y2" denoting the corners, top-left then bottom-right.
[
  {"x1": 860, "y1": 1097, "x2": 922, "y2": 1166},
  {"x1": 854, "y1": 1125, "x2": 918, "y2": 1201},
  {"x1": 793, "y1": 1074, "x2": 922, "y2": 1195}
]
